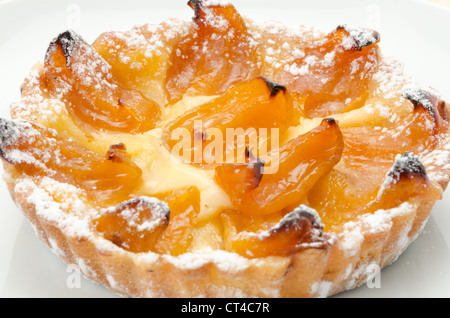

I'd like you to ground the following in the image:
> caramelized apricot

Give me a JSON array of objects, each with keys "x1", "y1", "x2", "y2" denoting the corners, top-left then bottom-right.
[
  {"x1": 366, "y1": 152, "x2": 441, "y2": 212},
  {"x1": 0, "y1": 119, "x2": 142, "y2": 203},
  {"x1": 166, "y1": 0, "x2": 260, "y2": 101},
  {"x1": 403, "y1": 87, "x2": 448, "y2": 135},
  {"x1": 153, "y1": 186, "x2": 201, "y2": 256},
  {"x1": 93, "y1": 197, "x2": 170, "y2": 253},
  {"x1": 44, "y1": 30, "x2": 160, "y2": 133},
  {"x1": 93, "y1": 22, "x2": 185, "y2": 107},
  {"x1": 93, "y1": 186, "x2": 201, "y2": 254},
  {"x1": 342, "y1": 88, "x2": 449, "y2": 164},
  {"x1": 309, "y1": 152, "x2": 441, "y2": 231},
  {"x1": 221, "y1": 205, "x2": 328, "y2": 258},
  {"x1": 308, "y1": 164, "x2": 386, "y2": 230},
  {"x1": 215, "y1": 118, "x2": 344, "y2": 216},
  {"x1": 273, "y1": 25, "x2": 380, "y2": 118},
  {"x1": 166, "y1": 77, "x2": 293, "y2": 167},
  {"x1": 214, "y1": 148, "x2": 264, "y2": 196}
]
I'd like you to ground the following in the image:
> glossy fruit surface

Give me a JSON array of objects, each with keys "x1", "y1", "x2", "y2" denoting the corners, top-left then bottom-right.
[
  {"x1": 44, "y1": 30, "x2": 160, "y2": 133},
  {"x1": 153, "y1": 186, "x2": 201, "y2": 255},
  {"x1": 220, "y1": 205, "x2": 327, "y2": 258},
  {"x1": 215, "y1": 119, "x2": 344, "y2": 216},
  {"x1": 166, "y1": 77, "x2": 294, "y2": 167},
  {"x1": 166, "y1": 0, "x2": 260, "y2": 101},
  {"x1": 0, "y1": 119, "x2": 142, "y2": 203},
  {"x1": 93, "y1": 197, "x2": 170, "y2": 253},
  {"x1": 3, "y1": 0, "x2": 449, "y2": 260}
]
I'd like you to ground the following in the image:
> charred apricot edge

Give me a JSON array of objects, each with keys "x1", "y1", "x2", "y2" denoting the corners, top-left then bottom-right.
[
  {"x1": 221, "y1": 205, "x2": 328, "y2": 258},
  {"x1": 93, "y1": 197, "x2": 170, "y2": 253}
]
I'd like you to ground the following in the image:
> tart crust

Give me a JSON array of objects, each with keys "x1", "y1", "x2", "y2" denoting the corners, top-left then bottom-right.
[
  {"x1": 3, "y1": 171, "x2": 446, "y2": 298},
  {"x1": 3, "y1": 137, "x2": 450, "y2": 298},
  {"x1": 2, "y1": 1, "x2": 450, "y2": 298}
]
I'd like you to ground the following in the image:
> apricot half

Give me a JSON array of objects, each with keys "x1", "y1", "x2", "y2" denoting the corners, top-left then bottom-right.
[
  {"x1": 308, "y1": 152, "x2": 441, "y2": 231},
  {"x1": 221, "y1": 205, "x2": 328, "y2": 258},
  {"x1": 166, "y1": 77, "x2": 293, "y2": 167},
  {"x1": 342, "y1": 87, "x2": 449, "y2": 164},
  {"x1": 93, "y1": 186, "x2": 201, "y2": 254},
  {"x1": 93, "y1": 197, "x2": 170, "y2": 253},
  {"x1": 0, "y1": 118, "x2": 142, "y2": 203},
  {"x1": 215, "y1": 118, "x2": 344, "y2": 216},
  {"x1": 274, "y1": 25, "x2": 380, "y2": 118},
  {"x1": 153, "y1": 186, "x2": 201, "y2": 256},
  {"x1": 44, "y1": 30, "x2": 160, "y2": 133},
  {"x1": 166, "y1": 0, "x2": 260, "y2": 101}
]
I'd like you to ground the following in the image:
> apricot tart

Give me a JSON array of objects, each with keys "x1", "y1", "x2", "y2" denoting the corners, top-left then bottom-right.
[{"x1": 1, "y1": 0, "x2": 450, "y2": 297}]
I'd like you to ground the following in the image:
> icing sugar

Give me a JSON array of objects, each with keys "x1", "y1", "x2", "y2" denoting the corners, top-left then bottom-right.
[
  {"x1": 381, "y1": 152, "x2": 427, "y2": 191},
  {"x1": 162, "y1": 248, "x2": 251, "y2": 272},
  {"x1": 103, "y1": 196, "x2": 170, "y2": 233},
  {"x1": 313, "y1": 281, "x2": 333, "y2": 298},
  {"x1": 202, "y1": 0, "x2": 232, "y2": 6},
  {"x1": 0, "y1": 119, "x2": 55, "y2": 173},
  {"x1": 47, "y1": 30, "x2": 117, "y2": 99},
  {"x1": 14, "y1": 177, "x2": 91, "y2": 238},
  {"x1": 341, "y1": 25, "x2": 380, "y2": 50},
  {"x1": 403, "y1": 84, "x2": 439, "y2": 112},
  {"x1": 258, "y1": 205, "x2": 324, "y2": 239}
]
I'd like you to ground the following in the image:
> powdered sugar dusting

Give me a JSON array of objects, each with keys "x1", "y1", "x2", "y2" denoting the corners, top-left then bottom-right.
[
  {"x1": 101, "y1": 19, "x2": 190, "y2": 69},
  {"x1": 258, "y1": 205, "x2": 324, "y2": 240},
  {"x1": 14, "y1": 177, "x2": 91, "y2": 237},
  {"x1": 312, "y1": 281, "x2": 333, "y2": 298},
  {"x1": 380, "y1": 152, "x2": 427, "y2": 192},
  {"x1": 422, "y1": 146, "x2": 450, "y2": 186},
  {"x1": 46, "y1": 30, "x2": 118, "y2": 101},
  {"x1": 339, "y1": 221, "x2": 365, "y2": 257},
  {"x1": 202, "y1": 0, "x2": 232, "y2": 6},
  {"x1": 0, "y1": 119, "x2": 58, "y2": 174},
  {"x1": 341, "y1": 25, "x2": 380, "y2": 50},
  {"x1": 163, "y1": 248, "x2": 252, "y2": 272},
  {"x1": 403, "y1": 84, "x2": 436, "y2": 111},
  {"x1": 103, "y1": 196, "x2": 170, "y2": 233},
  {"x1": 202, "y1": 7, "x2": 230, "y2": 30}
]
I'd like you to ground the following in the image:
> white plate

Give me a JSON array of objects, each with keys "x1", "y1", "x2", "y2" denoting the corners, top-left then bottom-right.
[{"x1": 0, "y1": 0, "x2": 450, "y2": 298}]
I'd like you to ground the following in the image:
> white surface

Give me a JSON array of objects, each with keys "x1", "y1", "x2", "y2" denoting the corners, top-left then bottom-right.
[{"x1": 0, "y1": 0, "x2": 449, "y2": 298}]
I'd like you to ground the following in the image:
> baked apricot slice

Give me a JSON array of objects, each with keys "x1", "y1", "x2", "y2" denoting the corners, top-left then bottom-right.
[
  {"x1": 215, "y1": 118, "x2": 344, "y2": 216},
  {"x1": 166, "y1": 0, "x2": 260, "y2": 101},
  {"x1": 221, "y1": 205, "x2": 328, "y2": 258},
  {"x1": 92, "y1": 21, "x2": 185, "y2": 107},
  {"x1": 166, "y1": 77, "x2": 292, "y2": 167},
  {"x1": 366, "y1": 152, "x2": 441, "y2": 212},
  {"x1": 403, "y1": 86, "x2": 449, "y2": 135},
  {"x1": 44, "y1": 30, "x2": 160, "y2": 133},
  {"x1": 214, "y1": 148, "x2": 264, "y2": 197},
  {"x1": 0, "y1": 118, "x2": 142, "y2": 203},
  {"x1": 93, "y1": 197, "x2": 170, "y2": 253},
  {"x1": 308, "y1": 152, "x2": 441, "y2": 231},
  {"x1": 307, "y1": 164, "x2": 387, "y2": 231},
  {"x1": 93, "y1": 186, "x2": 201, "y2": 254},
  {"x1": 277, "y1": 25, "x2": 380, "y2": 118},
  {"x1": 153, "y1": 186, "x2": 201, "y2": 256},
  {"x1": 342, "y1": 88, "x2": 449, "y2": 164}
]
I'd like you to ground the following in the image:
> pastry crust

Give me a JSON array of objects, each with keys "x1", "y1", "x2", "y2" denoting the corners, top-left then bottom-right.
[
  {"x1": 3, "y1": 162, "x2": 448, "y2": 298},
  {"x1": 2, "y1": 0, "x2": 450, "y2": 298}
]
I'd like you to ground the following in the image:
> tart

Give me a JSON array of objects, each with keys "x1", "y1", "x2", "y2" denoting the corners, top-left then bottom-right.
[{"x1": 1, "y1": 0, "x2": 450, "y2": 298}]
